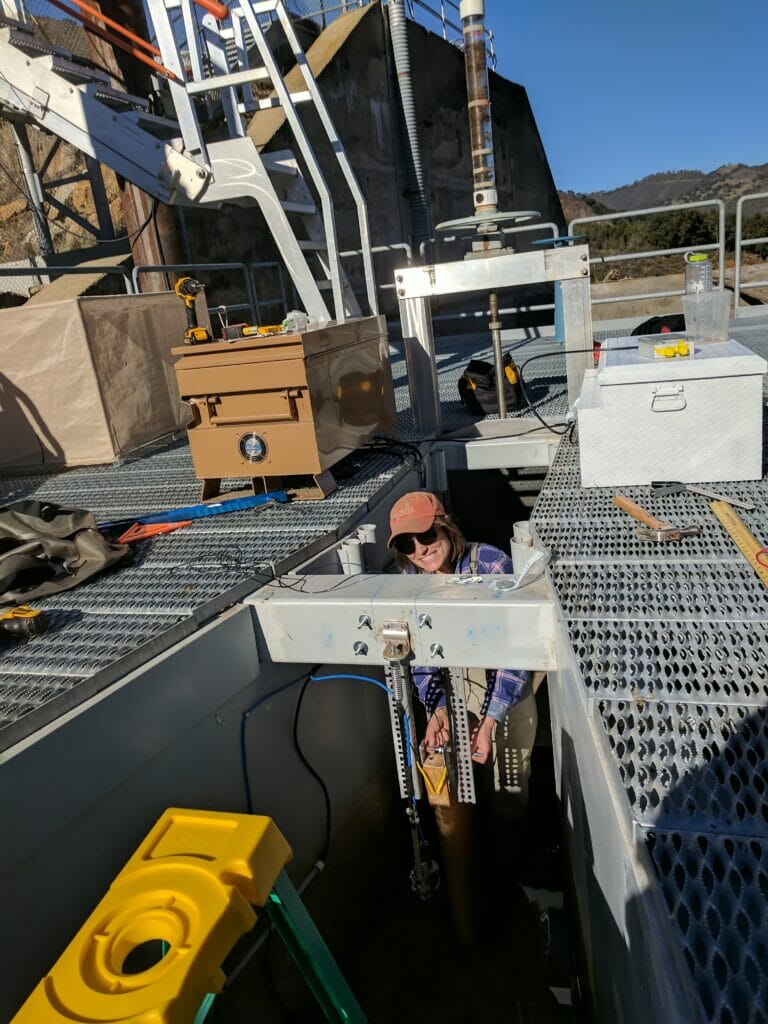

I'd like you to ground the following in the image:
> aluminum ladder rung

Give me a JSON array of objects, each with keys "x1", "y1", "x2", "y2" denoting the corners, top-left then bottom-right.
[{"x1": 238, "y1": 91, "x2": 311, "y2": 113}]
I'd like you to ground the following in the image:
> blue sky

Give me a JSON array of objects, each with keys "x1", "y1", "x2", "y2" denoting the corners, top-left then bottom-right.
[{"x1": 486, "y1": 0, "x2": 767, "y2": 194}]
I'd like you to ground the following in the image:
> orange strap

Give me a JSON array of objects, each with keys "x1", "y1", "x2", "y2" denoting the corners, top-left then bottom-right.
[
  {"x1": 46, "y1": 0, "x2": 178, "y2": 81},
  {"x1": 194, "y1": 0, "x2": 229, "y2": 19}
]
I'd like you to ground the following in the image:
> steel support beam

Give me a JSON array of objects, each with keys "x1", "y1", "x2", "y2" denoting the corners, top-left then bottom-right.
[{"x1": 247, "y1": 574, "x2": 556, "y2": 671}]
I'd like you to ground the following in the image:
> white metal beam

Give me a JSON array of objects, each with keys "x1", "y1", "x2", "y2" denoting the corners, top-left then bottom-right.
[
  {"x1": 247, "y1": 574, "x2": 557, "y2": 670},
  {"x1": 394, "y1": 245, "x2": 591, "y2": 300}
]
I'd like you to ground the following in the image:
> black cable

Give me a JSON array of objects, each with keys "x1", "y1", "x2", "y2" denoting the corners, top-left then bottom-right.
[
  {"x1": 239, "y1": 665, "x2": 319, "y2": 812},
  {"x1": 292, "y1": 665, "x2": 331, "y2": 864},
  {"x1": 516, "y1": 349, "x2": 581, "y2": 435},
  {"x1": 516, "y1": 343, "x2": 640, "y2": 435}
]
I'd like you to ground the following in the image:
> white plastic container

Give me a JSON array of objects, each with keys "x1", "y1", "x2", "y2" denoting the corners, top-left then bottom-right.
[{"x1": 574, "y1": 336, "x2": 767, "y2": 488}]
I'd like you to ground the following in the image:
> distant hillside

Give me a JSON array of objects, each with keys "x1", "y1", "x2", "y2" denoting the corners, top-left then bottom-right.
[
  {"x1": 565, "y1": 163, "x2": 768, "y2": 214},
  {"x1": 557, "y1": 162, "x2": 768, "y2": 283}
]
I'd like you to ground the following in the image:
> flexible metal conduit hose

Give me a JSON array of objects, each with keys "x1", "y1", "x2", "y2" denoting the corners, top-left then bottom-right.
[{"x1": 387, "y1": 0, "x2": 431, "y2": 244}]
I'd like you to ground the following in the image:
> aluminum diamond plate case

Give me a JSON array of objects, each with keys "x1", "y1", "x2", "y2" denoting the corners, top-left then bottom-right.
[{"x1": 575, "y1": 337, "x2": 766, "y2": 487}]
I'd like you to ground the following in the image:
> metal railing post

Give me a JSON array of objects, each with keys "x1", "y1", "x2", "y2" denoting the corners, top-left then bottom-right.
[{"x1": 734, "y1": 191, "x2": 768, "y2": 319}]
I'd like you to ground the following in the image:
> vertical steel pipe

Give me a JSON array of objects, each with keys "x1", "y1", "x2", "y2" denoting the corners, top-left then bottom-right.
[
  {"x1": 488, "y1": 290, "x2": 506, "y2": 419},
  {"x1": 10, "y1": 123, "x2": 53, "y2": 257}
]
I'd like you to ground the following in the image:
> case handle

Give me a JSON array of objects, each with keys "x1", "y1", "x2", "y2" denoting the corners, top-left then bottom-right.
[
  {"x1": 650, "y1": 384, "x2": 686, "y2": 412},
  {"x1": 206, "y1": 389, "x2": 301, "y2": 426}
]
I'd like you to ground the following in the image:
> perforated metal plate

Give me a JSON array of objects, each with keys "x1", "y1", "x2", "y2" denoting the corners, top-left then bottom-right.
[
  {"x1": 534, "y1": 319, "x2": 768, "y2": 1024},
  {"x1": 645, "y1": 829, "x2": 768, "y2": 1024},
  {"x1": 0, "y1": 672, "x2": 82, "y2": 731},
  {"x1": 550, "y1": 563, "x2": 768, "y2": 622},
  {"x1": 0, "y1": 440, "x2": 410, "y2": 750},
  {"x1": 536, "y1": 521, "x2": 741, "y2": 563},
  {"x1": 599, "y1": 700, "x2": 768, "y2": 835},
  {"x1": 566, "y1": 618, "x2": 767, "y2": 706}
]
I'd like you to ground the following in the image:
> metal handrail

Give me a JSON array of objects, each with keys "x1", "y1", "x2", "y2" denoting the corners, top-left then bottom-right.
[
  {"x1": 289, "y1": 0, "x2": 496, "y2": 67},
  {"x1": 339, "y1": 242, "x2": 414, "y2": 298},
  {"x1": 734, "y1": 191, "x2": 768, "y2": 318},
  {"x1": 132, "y1": 262, "x2": 257, "y2": 321},
  {"x1": 569, "y1": 199, "x2": 726, "y2": 306},
  {"x1": 0, "y1": 264, "x2": 135, "y2": 293},
  {"x1": 405, "y1": 0, "x2": 496, "y2": 66},
  {"x1": 248, "y1": 261, "x2": 290, "y2": 322}
]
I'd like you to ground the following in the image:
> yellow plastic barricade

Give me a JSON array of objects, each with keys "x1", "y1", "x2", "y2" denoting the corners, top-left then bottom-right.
[{"x1": 13, "y1": 808, "x2": 291, "y2": 1024}]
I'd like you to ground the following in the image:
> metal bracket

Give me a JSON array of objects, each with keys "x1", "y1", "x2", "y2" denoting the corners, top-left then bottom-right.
[
  {"x1": 385, "y1": 660, "x2": 422, "y2": 801},
  {"x1": 378, "y1": 620, "x2": 412, "y2": 662},
  {"x1": 445, "y1": 669, "x2": 476, "y2": 804}
]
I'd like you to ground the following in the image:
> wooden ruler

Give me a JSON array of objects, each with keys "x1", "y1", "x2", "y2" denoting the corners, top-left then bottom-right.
[{"x1": 710, "y1": 500, "x2": 768, "y2": 589}]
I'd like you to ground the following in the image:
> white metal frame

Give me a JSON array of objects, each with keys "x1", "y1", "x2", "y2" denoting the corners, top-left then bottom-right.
[{"x1": 395, "y1": 245, "x2": 594, "y2": 436}]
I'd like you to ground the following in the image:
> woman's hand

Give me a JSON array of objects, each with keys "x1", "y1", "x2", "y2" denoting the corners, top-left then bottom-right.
[
  {"x1": 470, "y1": 716, "x2": 495, "y2": 765},
  {"x1": 425, "y1": 706, "x2": 450, "y2": 751}
]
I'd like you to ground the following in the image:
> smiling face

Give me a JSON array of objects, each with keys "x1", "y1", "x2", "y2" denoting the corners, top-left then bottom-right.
[{"x1": 406, "y1": 526, "x2": 454, "y2": 574}]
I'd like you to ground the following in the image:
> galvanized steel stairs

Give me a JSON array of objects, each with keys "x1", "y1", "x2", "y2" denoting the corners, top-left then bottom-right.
[{"x1": 0, "y1": 0, "x2": 376, "y2": 323}]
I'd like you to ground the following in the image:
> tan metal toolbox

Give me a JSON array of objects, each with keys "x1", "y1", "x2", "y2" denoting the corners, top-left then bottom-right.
[{"x1": 172, "y1": 315, "x2": 395, "y2": 498}]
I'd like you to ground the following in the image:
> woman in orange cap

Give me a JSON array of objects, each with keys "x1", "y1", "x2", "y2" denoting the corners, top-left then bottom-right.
[{"x1": 388, "y1": 490, "x2": 532, "y2": 770}]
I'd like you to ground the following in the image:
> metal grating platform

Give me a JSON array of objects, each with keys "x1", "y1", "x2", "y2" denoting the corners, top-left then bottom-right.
[
  {"x1": 0, "y1": 329, "x2": 568, "y2": 752},
  {"x1": 393, "y1": 335, "x2": 569, "y2": 439},
  {"x1": 0, "y1": 441, "x2": 415, "y2": 750},
  {"x1": 532, "y1": 316, "x2": 768, "y2": 1023},
  {"x1": 646, "y1": 829, "x2": 768, "y2": 1024}
]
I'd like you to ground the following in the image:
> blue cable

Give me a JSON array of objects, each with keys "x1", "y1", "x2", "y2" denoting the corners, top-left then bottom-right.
[
  {"x1": 309, "y1": 673, "x2": 393, "y2": 696},
  {"x1": 310, "y1": 673, "x2": 413, "y2": 768}
]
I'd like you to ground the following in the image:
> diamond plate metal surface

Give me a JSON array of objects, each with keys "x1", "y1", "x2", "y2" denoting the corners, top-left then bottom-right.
[{"x1": 533, "y1": 316, "x2": 768, "y2": 1024}]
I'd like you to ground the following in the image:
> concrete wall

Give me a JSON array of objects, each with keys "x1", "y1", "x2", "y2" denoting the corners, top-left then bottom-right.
[{"x1": 181, "y1": 3, "x2": 564, "y2": 323}]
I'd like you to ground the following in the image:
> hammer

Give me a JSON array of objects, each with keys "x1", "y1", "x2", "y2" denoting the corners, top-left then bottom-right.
[{"x1": 614, "y1": 496, "x2": 701, "y2": 542}]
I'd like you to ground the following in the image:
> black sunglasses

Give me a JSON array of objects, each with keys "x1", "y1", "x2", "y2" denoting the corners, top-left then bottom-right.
[{"x1": 393, "y1": 525, "x2": 439, "y2": 555}]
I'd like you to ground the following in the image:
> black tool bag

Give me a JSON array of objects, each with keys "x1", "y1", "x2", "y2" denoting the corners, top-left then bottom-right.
[
  {"x1": 0, "y1": 500, "x2": 130, "y2": 606},
  {"x1": 631, "y1": 314, "x2": 686, "y2": 336},
  {"x1": 458, "y1": 353, "x2": 523, "y2": 416}
]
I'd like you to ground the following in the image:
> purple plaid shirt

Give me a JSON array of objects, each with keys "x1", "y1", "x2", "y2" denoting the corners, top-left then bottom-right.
[{"x1": 410, "y1": 543, "x2": 529, "y2": 722}]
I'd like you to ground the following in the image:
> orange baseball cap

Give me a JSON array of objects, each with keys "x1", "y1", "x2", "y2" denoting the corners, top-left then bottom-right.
[{"x1": 388, "y1": 491, "x2": 445, "y2": 546}]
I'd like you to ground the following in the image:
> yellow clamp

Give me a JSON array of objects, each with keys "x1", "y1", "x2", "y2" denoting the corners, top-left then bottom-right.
[
  {"x1": 13, "y1": 809, "x2": 291, "y2": 1024},
  {"x1": 416, "y1": 759, "x2": 447, "y2": 796}
]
